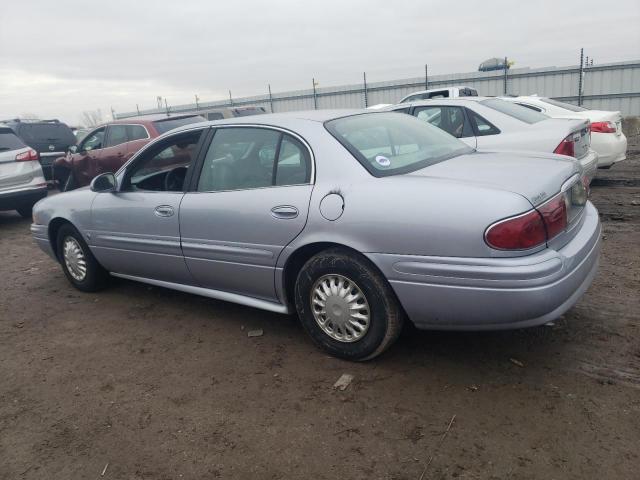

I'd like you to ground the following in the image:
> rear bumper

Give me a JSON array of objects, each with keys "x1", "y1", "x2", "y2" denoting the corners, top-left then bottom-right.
[
  {"x1": 39, "y1": 152, "x2": 65, "y2": 180},
  {"x1": 366, "y1": 202, "x2": 601, "y2": 330},
  {"x1": 0, "y1": 186, "x2": 48, "y2": 211},
  {"x1": 578, "y1": 150, "x2": 599, "y2": 183},
  {"x1": 592, "y1": 132, "x2": 627, "y2": 167}
]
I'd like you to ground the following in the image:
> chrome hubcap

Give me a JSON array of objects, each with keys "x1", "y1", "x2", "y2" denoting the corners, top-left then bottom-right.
[
  {"x1": 310, "y1": 274, "x2": 370, "y2": 343},
  {"x1": 63, "y1": 236, "x2": 87, "y2": 281}
]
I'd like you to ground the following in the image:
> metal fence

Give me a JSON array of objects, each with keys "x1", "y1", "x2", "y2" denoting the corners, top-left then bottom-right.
[{"x1": 116, "y1": 59, "x2": 640, "y2": 119}]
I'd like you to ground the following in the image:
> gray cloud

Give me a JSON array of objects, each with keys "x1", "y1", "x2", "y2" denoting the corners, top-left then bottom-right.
[{"x1": 1, "y1": 0, "x2": 638, "y2": 124}]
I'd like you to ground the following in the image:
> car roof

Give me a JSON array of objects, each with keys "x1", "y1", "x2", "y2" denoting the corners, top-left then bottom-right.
[
  {"x1": 165, "y1": 109, "x2": 369, "y2": 134},
  {"x1": 107, "y1": 113, "x2": 203, "y2": 126},
  {"x1": 387, "y1": 97, "x2": 491, "y2": 109}
]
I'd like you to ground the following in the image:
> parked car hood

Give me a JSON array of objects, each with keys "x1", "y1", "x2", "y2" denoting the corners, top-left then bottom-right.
[{"x1": 409, "y1": 150, "x2": 579, "y2": 206}]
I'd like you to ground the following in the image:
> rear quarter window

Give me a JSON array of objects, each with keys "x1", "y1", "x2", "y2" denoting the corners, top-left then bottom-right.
[{"x1": 153, "y1": 115, "x2": 206, "y2": 134}]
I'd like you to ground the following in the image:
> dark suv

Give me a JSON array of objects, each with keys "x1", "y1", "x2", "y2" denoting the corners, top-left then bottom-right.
[{"x1": 3, "y1": 119, "x2": 76, "y2": 181}]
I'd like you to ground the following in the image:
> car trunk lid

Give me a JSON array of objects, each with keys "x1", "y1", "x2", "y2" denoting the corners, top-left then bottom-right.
[{"x1": 409, "y1": 150, "x2": 580, "y2": 207}]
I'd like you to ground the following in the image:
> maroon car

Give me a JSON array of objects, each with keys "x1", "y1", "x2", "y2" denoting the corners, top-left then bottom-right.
[{"x1": 53, "y1": 114, "x2": 204, "y2": 190}]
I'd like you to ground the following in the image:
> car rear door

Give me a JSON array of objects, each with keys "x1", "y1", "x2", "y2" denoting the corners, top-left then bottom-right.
[
  {"x1": 125, "y1": 124, "x2": 152, "y2": 159},
  {"x1": 179, "y1": 126, "x2": 314, "y2": 302},
  {"x1": 89, "y1": 128, "x2": 206, "y2": 284}
]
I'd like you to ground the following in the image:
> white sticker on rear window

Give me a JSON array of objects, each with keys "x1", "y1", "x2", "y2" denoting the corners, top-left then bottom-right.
[{"x1": 375, "y1": 155, "x2": 391, "y2": 167}]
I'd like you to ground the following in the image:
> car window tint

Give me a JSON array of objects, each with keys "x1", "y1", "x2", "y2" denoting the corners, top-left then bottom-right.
[
  {"x1": 105, "y1": 125, "x2": 128, "y2": 148},
  {"x1": 126, "y1": 125, "x2": 148, "y2": 141},
  {"x1": 468, "y1": 111, "x2": 500, "y2": 136},
  {"x1": 415, "y1": 106, "x2": 465, "y2": 138},
  {"x1": 126, "y1": 130, "x2": 202, "y2": 192},
  {"x1": 19, "y1": 123, "x2": 76, "y2": 145},
  {"x1": 326, "y1": 113, "x2": 472, "y2": 177},
  {"x1": 0, "y1": 129, "x2": 26, "y2": 150},
  {"x1": 197, "y1": 128, "x2": 281, "y2": 192},
  {"x1": 480, "y1": 98, "x2": 547, "y2": 124},
  {"x1": 275, "y1": 136, "x2": 311, "y2": 186},
  {"x1": 80, "y1": 127, "x2": 106, "y2": 151}
]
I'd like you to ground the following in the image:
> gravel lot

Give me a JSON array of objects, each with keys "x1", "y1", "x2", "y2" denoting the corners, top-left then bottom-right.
[{"x1": 1, "y1": 137, "x2": 639, "y2": 480}]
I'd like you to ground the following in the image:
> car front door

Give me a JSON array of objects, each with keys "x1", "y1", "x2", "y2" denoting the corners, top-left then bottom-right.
[
  {"x1": 73, "y1": 127, "x2": 106, "y2": 186},
  {"x1": 98, "y1": 124, "x2": 129, "y2": 176},
  {"x1": 89, "y1": 128, "x2": 206, "y2": 284},
  {"x1": 179, "y1": 126, "x2": 314, "y2": 302}
]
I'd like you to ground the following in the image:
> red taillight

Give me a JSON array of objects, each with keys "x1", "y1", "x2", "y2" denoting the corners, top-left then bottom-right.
[
  {"x1": 553, "y1": 135, "x2": 575, "y2": 157},
  {"x1": 590, "y1": 121, "x2": 616, "y2": 133},
  {"x1": 15, "y1": 149, "x2": 39, "y2": 162},
  {"x1": 537, "y1": 193, "x2": 567, "y2": 239},
  {"x1": 485, "y1": 193, "x2": 569, "y2": 250},
  {"x1": 485, "y1": 210, "x2": 547, "y2": 250}
]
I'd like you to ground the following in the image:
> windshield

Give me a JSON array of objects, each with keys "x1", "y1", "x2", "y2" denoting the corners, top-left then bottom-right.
[
  {"x1": 480, "y1": 98, "x2": 548, "y2": 124},
  {"x1": 153, "y1": 115, "x2": 205, "y2": 134},
  {"x1": 325, "y1": 112, "x2": 473, "y2": 177},
  {"x1": 540, "y1": 98, "x2": 588, "y2": 112}
]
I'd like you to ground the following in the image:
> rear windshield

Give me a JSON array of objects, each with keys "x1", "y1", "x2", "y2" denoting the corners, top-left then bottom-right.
[
  {"x1": 233, "y1": 108, "x2": 266, "y2": 117},
  {"x1": 480, "y1": 98, "x2": 548, "y2": 124},
  {"x1": 0, "y1": 129, "x2": 26, "y2": 150},
  {"x1": 19, "y1": 123, "x2": 76, "y2": 144},
  {"x1": 540, "y1": 98, "x2": 587, "y2": 112},
  {"x1": 325, "y1": 112, "x2": 472, "y2": 177},
  {"x1": 153, "y1": 115, "x2": 205, "y2": 134}
]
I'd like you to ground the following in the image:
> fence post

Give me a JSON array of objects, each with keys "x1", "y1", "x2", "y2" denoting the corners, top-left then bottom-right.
[
  {"x1": 164, "y1": 99, "x2": 170, "y2": 115},
  {"x1": 578, "y1": 48, "x2": 584, "y2": 106},
  {"x1": 136, "y1": 104, "x2": 140, "y2": 115},
  {"x1": 425, "y1": 64, "x2": 428, "y2": 90},
  {"x1": 268, "y1": 84, "x2": 274, "y2": 113},
  {"x1": 312, "y1": 78, "x2": 318, "y2": 109},
  {"x1": 195, "y1": 95, "x2": 200, "y2": 111},
  {"x1": 363, "y1": 72, "x2": 368, "y2": 108},
  {"x1": 229, "y1": 90, "x2": 233, "y2": 107},
  {"x1": 503, "y1": 57, "x2": 508, "y2": 94}
]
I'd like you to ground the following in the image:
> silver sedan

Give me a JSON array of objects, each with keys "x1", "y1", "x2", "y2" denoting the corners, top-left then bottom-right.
[{"x1": 31, "y1": 111, "x2": 601, "y2": 360}]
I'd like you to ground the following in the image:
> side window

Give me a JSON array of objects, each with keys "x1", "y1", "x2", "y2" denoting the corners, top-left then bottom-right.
[
  {"x1": 392, "y1": 107, "x2": 411, "y2": 114},
  {"x1": 124, "y1": 130, "x2": 202, "y2": 192},
  {"x1": 79, "y1": 127, "x2": 106, "y2": 151},
  {"x1": 517, "y1": 103, "x2": 543, "y2": 113},
  {"x1": 414, "y1": 106, "x2": 466, "y2": 138},
  {"x1": 197, "y1": 128, "x2": 310, "y2": 192},
  {"x1": 126, "y1": 124, "x2": 149, "y2": 141},
  {"x1": 428, "y1": 91, "x2": 449, "y2": 99},
  {"x1": 275, "y1": 136, "x2": 311, "y2": 186},
  {"x1": 104, "y1": 125, "x2": 128, "y2": 148},
  {"x1": 468, "y1": 111, "x2": 500, "y2": 136}
]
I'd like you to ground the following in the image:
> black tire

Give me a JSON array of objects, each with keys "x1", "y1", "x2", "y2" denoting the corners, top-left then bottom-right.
[
  {"x1": 16, "y1": 204, "x2": 34, "y2": 219},
  {"x1": 294, "y1": 248, "x2": 404, "y2": 361},
  {"x1": 56, "y1": 223, "x2": 109, "y2": 292}
]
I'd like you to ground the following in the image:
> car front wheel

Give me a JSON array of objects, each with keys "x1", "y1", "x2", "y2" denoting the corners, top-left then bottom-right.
[
  {"x1": 56, "y1": 224, "x2": 109, "y2": 292},
  {"x1": 294, "y1": 249, "x2": 404, "y2": 361}
]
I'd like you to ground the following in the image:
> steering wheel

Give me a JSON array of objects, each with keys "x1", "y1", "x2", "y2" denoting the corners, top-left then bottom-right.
[{"x1": 164, "y1": 166, "x2": 187, "y2": 191}]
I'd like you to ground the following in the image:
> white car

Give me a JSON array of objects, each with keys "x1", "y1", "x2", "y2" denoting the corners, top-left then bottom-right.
[
  {"x1": 399, "y1": 86, "x2": 478, "y2": 103},
  {"x1": 499, "y1": 96, "x2": 627, "y2": 168},
  {"x1": 384, "y1": 97, "x2": 599, "y2": 183}
]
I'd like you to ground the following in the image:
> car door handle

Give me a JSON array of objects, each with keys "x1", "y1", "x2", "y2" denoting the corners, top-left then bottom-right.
[
  {"x1": 271, "y1": 205, "x2": 299, "y2": 219},
  {"x1": 154, "y1": 205, "x2": 175, "y2": 217}
]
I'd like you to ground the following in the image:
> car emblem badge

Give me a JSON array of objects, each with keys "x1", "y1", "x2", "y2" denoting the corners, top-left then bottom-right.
[{"x1": 48, "y1": 144, "x2": 55, "y2": 151}]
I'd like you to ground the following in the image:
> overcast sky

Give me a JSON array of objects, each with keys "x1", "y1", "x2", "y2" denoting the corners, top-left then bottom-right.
[{"x1": 1, "y1": 0, "x2": 639, "y2": 125}]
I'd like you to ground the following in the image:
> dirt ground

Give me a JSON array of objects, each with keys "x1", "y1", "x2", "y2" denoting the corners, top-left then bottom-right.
[{"x1": 1, "y1": 138, "x2": 639, "y2": 480}]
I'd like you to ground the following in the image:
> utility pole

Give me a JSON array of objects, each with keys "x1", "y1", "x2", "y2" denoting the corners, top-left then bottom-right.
[
  {"x1": 268, "y1": 84, "x2": 274, "y2": 113},
  {"x1": 425, "y1": 64, "x2": 428, "y2": 90},
  {"x1": 136, "y1": 104, "x2": 140, "y2": 115},
  {"x1": 363, "y1": 72, "x2": 368, "y2": 108},
  {"x1": 164, "y1": 98, "x2": 170, "y2": 115},
  {"x1": 111, "y1": 107, "x2": 116, "y2": 120},
  {"x1": 195, "y1": 94, "x2": 200, "y2": 111},
  {"x1": 312, "y1": 78, "x2": 318, "y2": 110},
  {"x1": 229, "y1": 90, "x2": 233, "y2": 106},
  {"x1": 503, "y1": 57, "x2": 508, "y2": 94},
  {"x1": 578, "y1": 48, "x2": 584, "y2": 106}
]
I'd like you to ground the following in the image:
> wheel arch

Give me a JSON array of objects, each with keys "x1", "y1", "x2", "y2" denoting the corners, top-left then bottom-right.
[
  {"x1": 48, "y1": 217, "x2": 74, "y2": 261},
  {"x1": 280, "y1": 241, "x2": 389, "y2": 308}
]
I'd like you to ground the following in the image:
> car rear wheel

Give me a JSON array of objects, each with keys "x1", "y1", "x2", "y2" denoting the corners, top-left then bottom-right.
[
  {"x1": 56, "y1": 224, "x2": 109, "y2": 292},
  {"x1": 294, "y1": 248, "x2": 404, "y2": 361}
]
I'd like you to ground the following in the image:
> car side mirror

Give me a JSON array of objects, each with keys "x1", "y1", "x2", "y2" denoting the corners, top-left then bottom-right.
[
  {"x1": 69, "y1": 145, "x2": 78, "y2": 154},
  {"x1": 90, "y1": 172, "x2": 117, "y2": 193}
]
